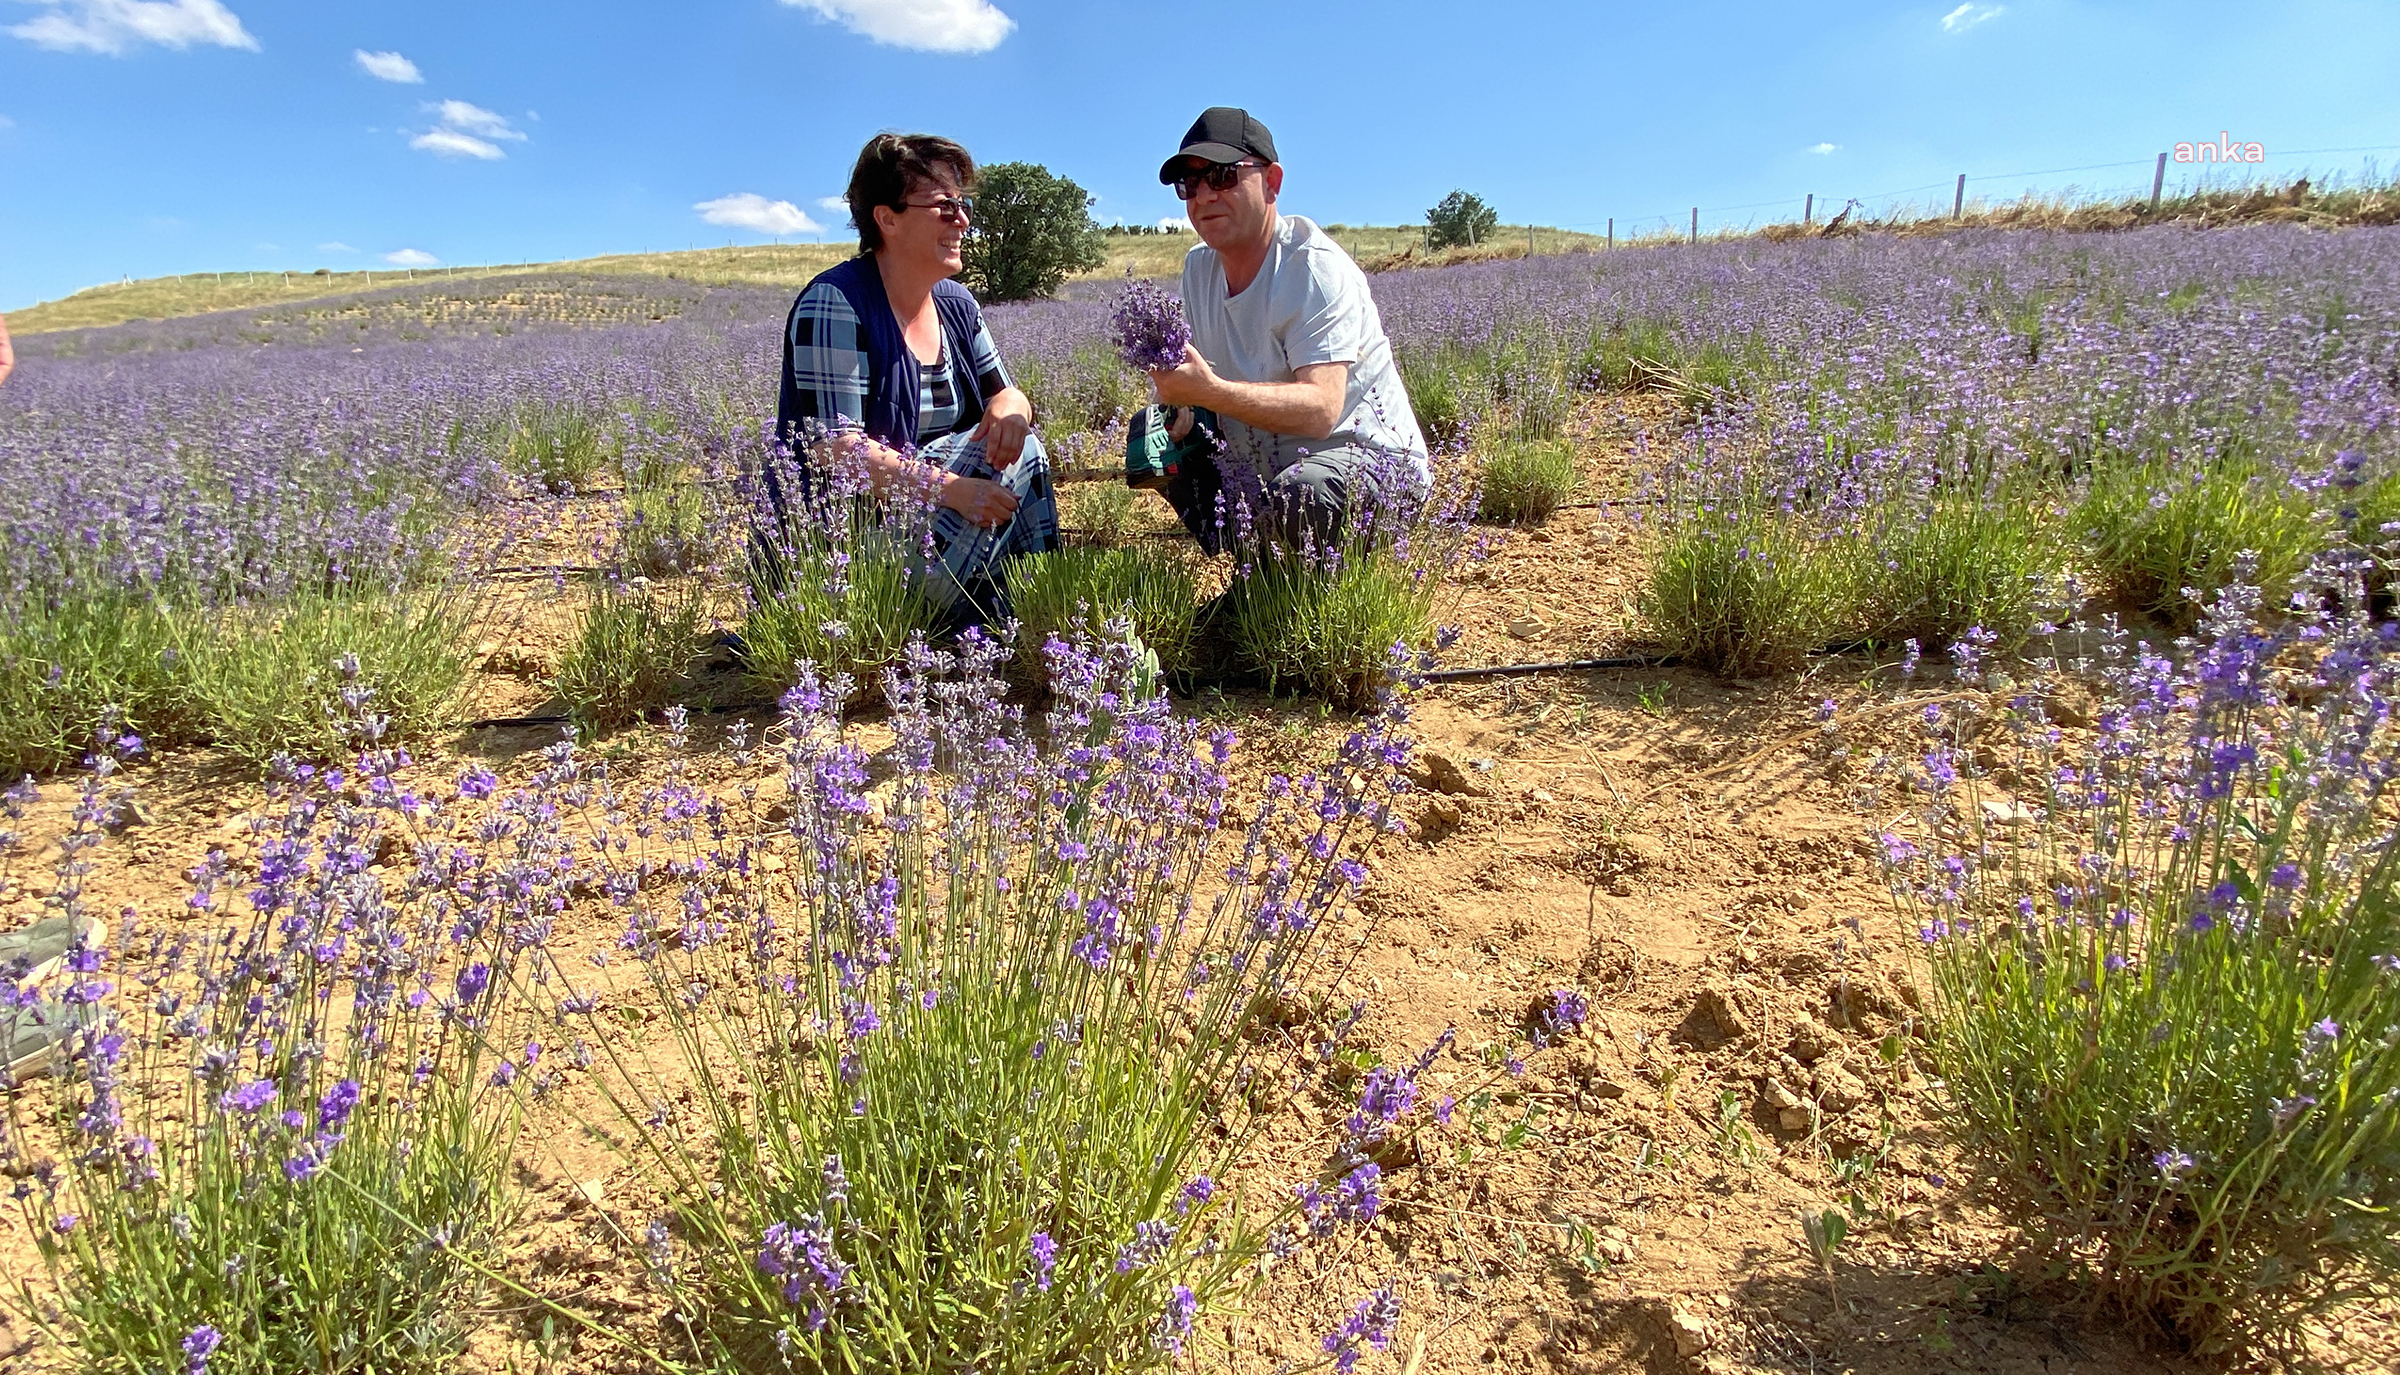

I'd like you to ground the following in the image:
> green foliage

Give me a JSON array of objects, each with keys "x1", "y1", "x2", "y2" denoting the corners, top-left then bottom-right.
[
  {"x1": 1426, "y1": 190, "x2": 1499, "y2": 250},
  {"x1": 621, "y1": 478, "x2": 716, "y2": 577},
  {"x1": 1476, "y1": 439, "x2": 1578, "y2": 525},
  {"x1": 179, "y1": 590, "x2": 473, "y2": 770},
  {"x1": 1016, "y1": 339, "x2": 1145, "y2": 433},
  {"x1": 507, "y1": 400, "x2": 613, "y2": 494},
  {"x1": 1004, "y1": 546, "x2": 1202, "y2": 682},
  {"x1": 2077, "y1": 459, "x2": 2322, "y2": 626},
  {"x1": 1063, "y1": 481, "x2": 1139, "y2": 548},
  {"x1": 961, "y1": 163, "x2": 1108, "y2": 303},
  {"x1": 0, "y1": 591, "x2": 198, "y2": 775},
  {"x1": 553, "y1": 577, "x2": 707, "y2": 733},
  {"x1": 1856, "y1": 491, "x2": 2062, "y2": 649},
  {"x1": 742, "y1": 521, "x2": 938, "y2": 694},
  {"x1": 1396, "y1": 350, "x2": 1468, "y2": 452},
  {"x1": 1642, "y1": 510, "x2": 1856, "y2": 676},
  {"x1": 1224, "y1": 551, "x2": 1436, "y2": 709}
]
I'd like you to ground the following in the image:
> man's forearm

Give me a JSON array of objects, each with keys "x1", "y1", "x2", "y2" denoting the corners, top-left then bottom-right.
[{"x1": 1197, "y1": 375, "x2": 1342, "y2": 440}]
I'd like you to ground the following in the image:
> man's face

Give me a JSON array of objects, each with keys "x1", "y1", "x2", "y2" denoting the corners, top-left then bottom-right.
[{"x1": 1177, "y1": 157, "x2": 1281, "y2": 251}]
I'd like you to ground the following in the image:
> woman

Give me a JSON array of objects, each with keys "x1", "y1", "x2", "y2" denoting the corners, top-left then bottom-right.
[{"x1": 765, "y1": 132, "x2": 1056, "y2": 625}]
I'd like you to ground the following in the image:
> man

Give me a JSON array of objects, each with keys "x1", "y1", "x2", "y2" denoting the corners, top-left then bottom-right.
[{"x1": 1146, "y1": 107, "x2": 1428, "y2": 552}]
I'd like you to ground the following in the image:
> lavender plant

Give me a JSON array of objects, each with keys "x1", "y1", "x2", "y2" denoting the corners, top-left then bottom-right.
[
  {"x1": 1002, "y1": 546, "x2": 1203, "y2": 683},
  {"x1": 553, "y1": 575, "x2": 708, "y2": 732},
  {"x1": 523, "y1": 631, "x2": 1550, "y2": 1369},
  {"x1": 2, "y1": 700, "x2": 535, "y2": 1373},
  {"x1": 740, "y1": 439, "x2": 940, "y2": 693},
  {"x1": 1882, "y1": 559, "x2": 2400, "y2": 1347}
]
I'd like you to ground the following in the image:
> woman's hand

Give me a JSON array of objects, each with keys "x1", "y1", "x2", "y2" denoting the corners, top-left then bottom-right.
[
  {"x1": 939, "y1": 473, "x2": 1019, "y2": 528},
  {"x1": 970, "y1": 409, "x2": 1033, "y2": 469}
]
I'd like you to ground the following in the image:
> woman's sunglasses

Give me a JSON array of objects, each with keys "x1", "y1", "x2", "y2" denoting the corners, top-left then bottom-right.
[
  {"x1": 1171, "y1": 160, "x2": 1266, "y2": 201},
  {"x1": 902, "y1": 195, "x2": 974, "y2": 222}
]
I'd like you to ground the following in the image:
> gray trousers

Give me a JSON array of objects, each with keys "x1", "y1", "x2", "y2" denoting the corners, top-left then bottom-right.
[{"x1": 1162, "y1": 442, "x2": 1388, "y2": 554}]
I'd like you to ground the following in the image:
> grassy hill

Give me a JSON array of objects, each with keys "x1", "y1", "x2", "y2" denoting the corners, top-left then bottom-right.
[{"x1": 8, "y1": 224, "x2": 1608, "y2": 336}]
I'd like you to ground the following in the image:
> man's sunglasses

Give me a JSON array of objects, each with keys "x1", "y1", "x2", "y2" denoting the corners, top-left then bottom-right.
[
  {"x1": 1171, "y1": 160, "x2": 1266, "y2": 201},
  {"x1": 902, "y1": 195, "x2": 974, "y2": 222}
]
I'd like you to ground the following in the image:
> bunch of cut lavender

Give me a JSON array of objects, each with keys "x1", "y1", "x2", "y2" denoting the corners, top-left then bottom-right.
[
  {"x1": 3, "y1": 698, "x2": 537, "y2": 1374},
  {"x1": 1106, "y1": 276, "x2": 1191, "y2": 372}
]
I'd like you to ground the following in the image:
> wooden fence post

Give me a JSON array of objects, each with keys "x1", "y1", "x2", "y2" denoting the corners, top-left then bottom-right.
[
  {"x1": 1606, "y1": 217, "x2": 1613, "y2": 249},
  {"x1": 1689, "y1": 207, "x2": 1698, "y2": 244},
  {"x1": 1953, "y1": 173, "x2": 1966, "y2": 219},
  {"x1": 2151, "y1": 152, "x2": 2168, "y2": 213},
  {"x1": 1804, "y1": 193, "x2": 1813, "y2": 226}
]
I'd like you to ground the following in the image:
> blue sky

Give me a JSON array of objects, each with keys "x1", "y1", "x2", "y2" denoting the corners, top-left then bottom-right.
[{"x1": 3, "y1": 0, "x2": 2396, "y2": 310}]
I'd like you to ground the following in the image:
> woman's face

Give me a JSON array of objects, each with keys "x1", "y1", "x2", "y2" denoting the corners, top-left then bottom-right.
[{"x1": 874, "y1": 167, "x2": 969, "y2": 278}]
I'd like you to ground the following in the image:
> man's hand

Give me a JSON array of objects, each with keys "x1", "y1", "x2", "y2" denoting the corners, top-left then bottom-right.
[
  {"x1": 1148, "y1": 344, "x2": 1221, "y2": 410},
  {"x1": 939, "y1": 474, "x2": 1019, "y2": 529},
  {"x1": 969, "y1": 409, "x2": 1033, "y2": 469},
  {"x1": 1166, "y1": 406, "x2": 1196, "y2": 442}
]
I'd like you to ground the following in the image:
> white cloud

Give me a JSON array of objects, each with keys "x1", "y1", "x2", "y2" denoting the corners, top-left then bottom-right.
[
  {"x1": 410, "y1": 127, "x2": 503, "y2": 160},
  {"x1": 317, "y1": 241, "x2": 355, "y2": 253},
  {"x1": 1156, "y1": 215, "x2": 1191, "y2": 232},
  {"x1": 383, "y1": 248, "x2": 438, "y2": 267},
  {"x1": 696, "y1": 192, "x2": 820, "y2": 237},
  {"x1": 781, "y1": 0, "x2": 1013, "y2": 54},
  {"x1": 429, "y1": 100, "x2": 524, "y2": 141},
  {"x1": 8, "y1": 0, "x2": 256, "y2": 54},
  {"x1": 1808, "y1": 142, "x2": 1839, "y2": 155},
  {"x1": 353, "y1": 48, "x2": 419, "y2": 82},
  {"x1": 1940, "y1": 4, "x2": 2003, "y2": 32},
  {"x1": 816, "y1": 195, "x2": 850, "y2": 213},
  {"x1": 407, "y1": 100, "x2": 525, "y2": 160}
]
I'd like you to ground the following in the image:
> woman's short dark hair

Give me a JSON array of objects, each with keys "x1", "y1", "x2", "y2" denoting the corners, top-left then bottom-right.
[{"x1": 845, "y1": 133, "x2": 976, "y2": 254}]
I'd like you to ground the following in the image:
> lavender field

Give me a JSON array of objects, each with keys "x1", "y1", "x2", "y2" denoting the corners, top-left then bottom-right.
[{"x1": 5, "y1": 225, "x2": 2400, "y2": 1373}]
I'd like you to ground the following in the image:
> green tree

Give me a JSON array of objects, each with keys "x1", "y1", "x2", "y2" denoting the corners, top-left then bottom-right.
[
  {"x1": 960, "y1": 162, "x2": 1107, "y2": 303},
  {"x1": 1426, "y1": 190, "x2": 1499, "y2": 250}
]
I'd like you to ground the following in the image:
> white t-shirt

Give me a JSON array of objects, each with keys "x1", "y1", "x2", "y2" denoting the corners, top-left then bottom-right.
[{"x1": 1180, "y1": 215, "x2": 1430, "y2": 487}]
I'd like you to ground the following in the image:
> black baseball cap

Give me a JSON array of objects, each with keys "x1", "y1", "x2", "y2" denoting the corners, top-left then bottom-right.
[{"x1": 1157, "y1": 107, "x2": 1279, "y2": 184}]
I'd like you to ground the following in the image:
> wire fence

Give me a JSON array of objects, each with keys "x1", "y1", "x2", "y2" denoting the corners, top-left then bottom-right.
[{"x1": 1547, "y1": 141, "x2": 2400, "y2": 243}]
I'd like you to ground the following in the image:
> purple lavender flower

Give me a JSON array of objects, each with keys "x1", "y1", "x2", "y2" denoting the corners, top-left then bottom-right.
[
  {"x1": 1322, "y1": 1284, "x2": 1402, "y2": 1372},
  {"x1": 221, "y1": 1080, "x2": 277, "y2": 1115},
  {"x1": 1029, "y1": 1230, "x2": 1057, "y2": 1291},
  {"x1": 757, "y1": 1216, "x2": 850, "y2": 1330},
  {"x1": 183, "y1": 1325, "x2": 222, "y2": 1375}
]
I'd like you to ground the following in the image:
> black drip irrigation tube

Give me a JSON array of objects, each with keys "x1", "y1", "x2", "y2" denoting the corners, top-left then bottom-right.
[
  {"x1": 1419, "y1": 654, "x2": 1678, "y2": 682},
  {"x1": 463, "y1": 698, "x2": 777, "y2": 731}
]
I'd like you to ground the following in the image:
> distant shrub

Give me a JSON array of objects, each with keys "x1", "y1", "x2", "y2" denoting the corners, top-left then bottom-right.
[
  {"x1": 2077, "y1": 459, "x2": 2322, "y2": 626},
  {"x1": 1643, "y1": 509, "x2": 1855, "y2": 676},
  {"x1": 180, "y1": 590, "x2": 472, "y2": 770},
  {"x1": 1476, "y1": 439, "x2": 1578, "y2": 525},
  {"x1": 1224, "y1": 551, "x2": 1437, "y2": 709},
  {"x1": 554, "y1": 577, "x2": 706, "y2": 733},
  {"x1": 1886, "y1": 567, "x2": 2400, "y2": 1350},
  {"x1": 960, "y1": 162, "x2": 1108, "y2": 303},
  {"x1": 1856, "y1": 492, "x2": 2061, "y2": 649},
  {"x1": 1004, "y1": 545, "x2": 1203, "y2": 682},
  {"x1": 0, "y1": 591, "x2": 197, "y2": 776},
  {"x1": 1426, "y1": 190, "x2": 1499, "y2": 250},
  {"x1": 10, "y1": 725, "x2": 525, "y2": 1375}
]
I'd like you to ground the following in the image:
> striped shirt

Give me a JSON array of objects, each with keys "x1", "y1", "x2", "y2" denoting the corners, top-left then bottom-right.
[{"x1": 784, "y1": 280, "x2": 1013, "y2": 446}]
